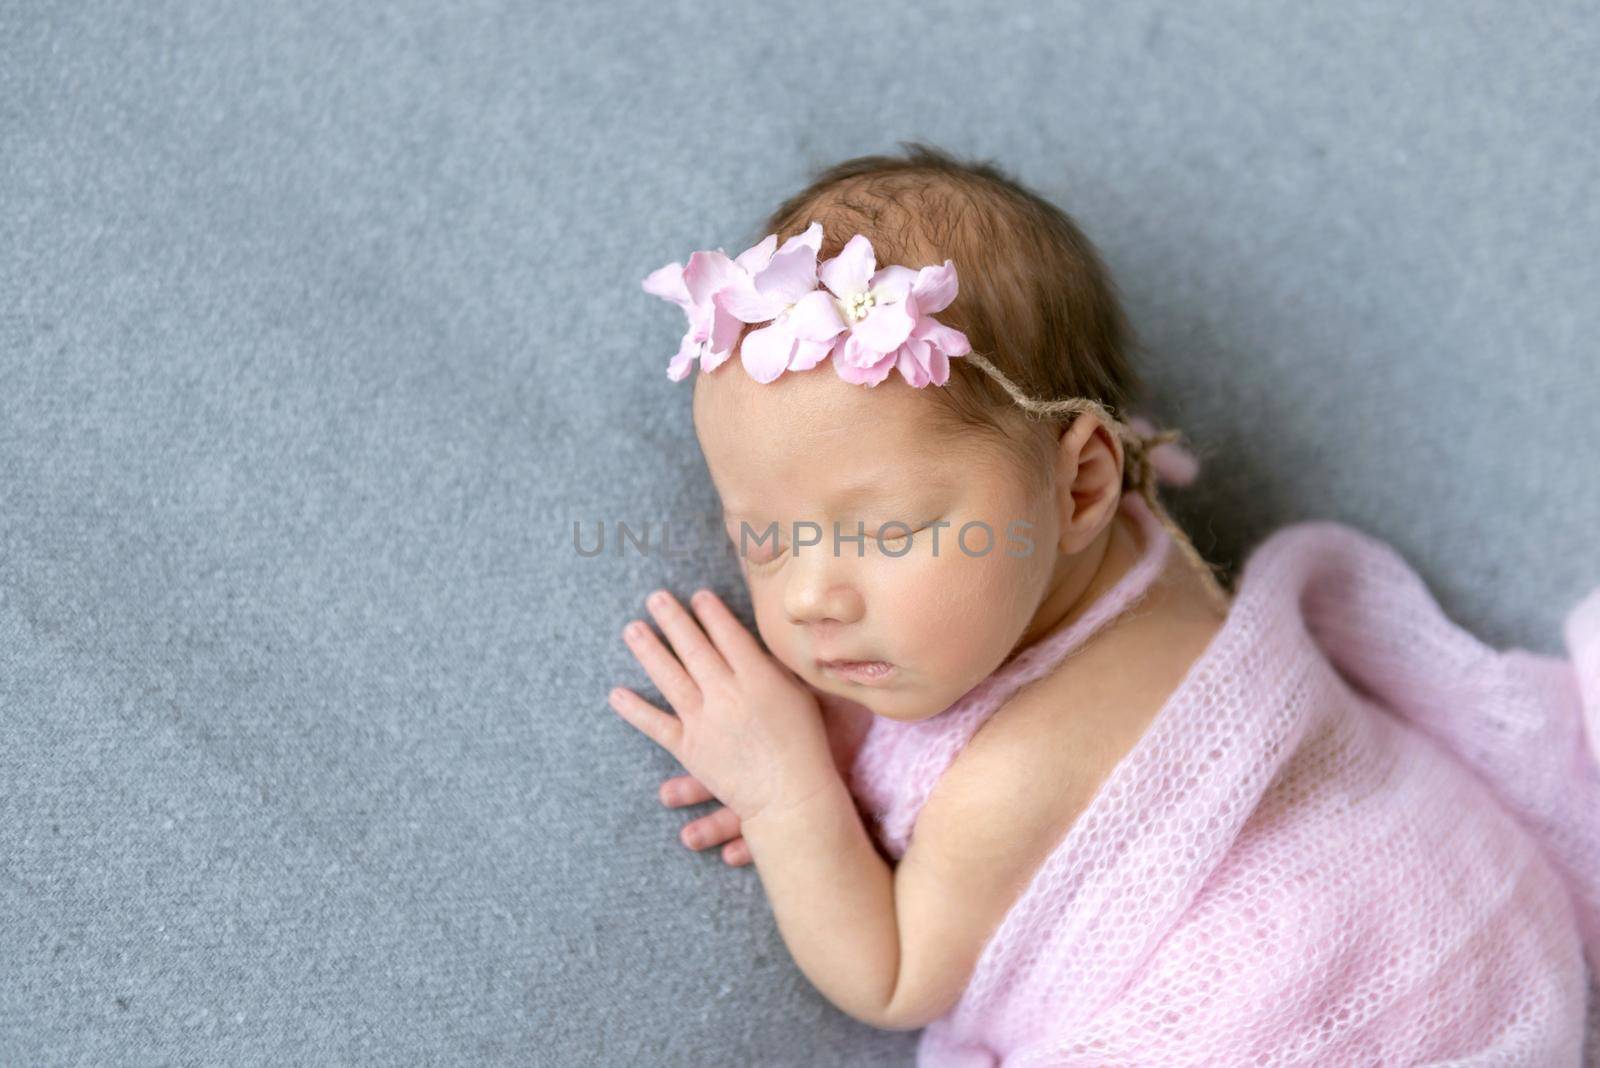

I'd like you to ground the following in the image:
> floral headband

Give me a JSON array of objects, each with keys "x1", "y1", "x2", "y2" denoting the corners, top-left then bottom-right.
[{"x1": 640, "y1": 220, "x2": 971, "y2": 388}]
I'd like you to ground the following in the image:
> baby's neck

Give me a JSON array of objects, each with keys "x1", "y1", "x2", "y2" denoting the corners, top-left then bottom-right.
[
  {"x1": 1005, "y1": 504, "x2": 1148, "y2": 666},
  {"x1": 1011, "y1": 502, "x2": 1235, "y2": 725}
]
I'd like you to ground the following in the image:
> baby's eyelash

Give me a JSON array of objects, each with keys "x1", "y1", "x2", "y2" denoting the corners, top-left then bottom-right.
[
  {"x1": 879, "y1": 521, "x2": 934, "y2": 543},
  {"x1": 738, "y1": 538, "x2": 788, "y2": 569}
]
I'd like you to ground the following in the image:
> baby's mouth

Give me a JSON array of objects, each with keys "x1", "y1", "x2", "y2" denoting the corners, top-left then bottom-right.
[{"x1": 816, "y1": 659, "x2": 897, "y2": 686}]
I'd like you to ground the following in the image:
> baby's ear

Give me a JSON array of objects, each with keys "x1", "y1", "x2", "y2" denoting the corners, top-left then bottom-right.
[{"x1": 1052, "y1": 413, "x2": 1124, "y2": 554}]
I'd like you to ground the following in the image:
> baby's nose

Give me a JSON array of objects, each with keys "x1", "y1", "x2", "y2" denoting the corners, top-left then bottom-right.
[{"x1": 782, "y1": 569, "x2": 865, "y2": 628}]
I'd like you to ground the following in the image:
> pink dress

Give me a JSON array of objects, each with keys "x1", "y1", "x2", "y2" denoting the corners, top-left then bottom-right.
[{"x1": 847, "y1": 491, "x2": 1600, "y2": 1066}]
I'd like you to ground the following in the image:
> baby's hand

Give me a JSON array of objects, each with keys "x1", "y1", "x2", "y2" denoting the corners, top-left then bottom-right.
[
  {"x1": 658, "y1": 694, "x2": 875, "y2": 868},
  {"x1": 658, "y1": 773, "x2": 751, "y2": 866},
  {"x1": 611, "y1": 587, "x2": 839, "y2": 830}
]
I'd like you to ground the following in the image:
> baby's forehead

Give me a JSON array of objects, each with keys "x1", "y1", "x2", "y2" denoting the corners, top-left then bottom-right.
[
  {"x1": 691, "y1": 364, "x2": 1033, "y2": 514},
  {"x1": 693, "y1": 361, "x2": 935, "y2": 440},
  {"x1": 703, "y1": 411, "x2": 988, "y2": 519},
  {"x1": 716, "y1": 466, "x2": 959, "y2": 524}
]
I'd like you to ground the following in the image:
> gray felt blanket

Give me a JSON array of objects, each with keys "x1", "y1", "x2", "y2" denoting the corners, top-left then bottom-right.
[{"x1": 4, "y1": 2, "x2": 1597, "y2": 1064}]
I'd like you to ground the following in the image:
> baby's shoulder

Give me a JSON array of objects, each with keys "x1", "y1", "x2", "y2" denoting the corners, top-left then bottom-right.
[
  {"x1": 917, "y1": 562, "x2": 1227, "y2": 866},
  {"x1": 885, "y1": 572, "x2": 1226, "y2": 1014}
]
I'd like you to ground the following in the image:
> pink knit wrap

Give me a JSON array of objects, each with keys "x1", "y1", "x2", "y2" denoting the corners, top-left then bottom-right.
[{"x1": 848, "y1": 490, "x2": 1600, "y2": 1065}]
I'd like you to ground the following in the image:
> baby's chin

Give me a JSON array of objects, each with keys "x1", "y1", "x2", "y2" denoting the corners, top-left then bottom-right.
[
  {"x1": 806, "y1": 670, "x2": 951, "y2": 724},
  {"x1": 868, "y1": 702, "x2": 946, "y2": 724}
]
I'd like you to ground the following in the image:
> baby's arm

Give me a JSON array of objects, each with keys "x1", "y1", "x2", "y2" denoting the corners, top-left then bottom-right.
[
  {"x1": 739, "y1": 737, "x2": 1060, "y2": 1032},
  {"x1": 881, "y1": 735, "x2": 1092, "y2": 1030},
  {"x1": 738, "y1": 778, "x2": 903, "y2": 1027}
]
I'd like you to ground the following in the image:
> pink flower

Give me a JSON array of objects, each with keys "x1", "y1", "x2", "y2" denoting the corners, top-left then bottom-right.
[
  {"x1": 817, "y1": 236, "x2": 971, "y2": 388},
  {"x1": 891, "y1": 261, "x2": 972, "y2": 388},
  {"x1": 642, "y1": 224, "x2": 973, "y2": 389},
  {"x1": 1126, "y1": 415, "x2": 1201, "y2": 486},
  {"x1": 641, "y1": 238, "x2": 774, "y2": 381},
  {"x1": 713, "y1": 222, "x2": 849, "y2": 384}
]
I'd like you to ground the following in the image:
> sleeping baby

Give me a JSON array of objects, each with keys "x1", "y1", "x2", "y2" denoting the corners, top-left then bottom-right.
[{"x1": 613, "y1": 143, "x2": 1600, "y2": 1065}]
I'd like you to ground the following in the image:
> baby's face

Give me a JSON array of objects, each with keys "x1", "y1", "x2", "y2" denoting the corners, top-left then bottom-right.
[{"x1": 693, "y1": 363, "x2": 1062, "y2": 722}]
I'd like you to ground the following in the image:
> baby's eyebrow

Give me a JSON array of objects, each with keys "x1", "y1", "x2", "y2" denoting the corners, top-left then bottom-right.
[
  {"x1": 830, "y1": 478, "x2": 886, "y2": 504},
  {"x1": 722, "y1": 484, "x2": 947, "y2": 525}
]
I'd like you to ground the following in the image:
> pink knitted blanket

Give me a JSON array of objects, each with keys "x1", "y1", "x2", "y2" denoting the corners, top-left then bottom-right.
[{"x1": 848, "y1": 492, "x2": 1600, "y2": 1065}]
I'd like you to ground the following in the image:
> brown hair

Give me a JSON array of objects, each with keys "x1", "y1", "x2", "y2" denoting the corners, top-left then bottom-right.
[{"x1": 747, "y1": 141, "x2": 1148, "y2": 496}]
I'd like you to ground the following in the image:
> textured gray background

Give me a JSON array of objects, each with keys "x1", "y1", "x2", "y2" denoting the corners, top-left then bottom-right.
[{"x1": 3, "y1": 1, "x2": 1598, "y2": 1064}]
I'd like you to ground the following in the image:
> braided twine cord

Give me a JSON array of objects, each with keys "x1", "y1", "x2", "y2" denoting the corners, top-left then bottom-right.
[{"x1": 963, "y1": 353, "x2": 1234, "y2": 616}]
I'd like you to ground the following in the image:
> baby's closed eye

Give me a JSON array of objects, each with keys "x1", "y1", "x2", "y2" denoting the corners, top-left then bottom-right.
[{"x1": 873, "y1": 519, "x2": 937, "y2": 547}]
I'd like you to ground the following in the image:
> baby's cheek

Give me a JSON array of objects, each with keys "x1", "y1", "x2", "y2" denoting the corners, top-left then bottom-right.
[
  {"x1": 876, "y1": 540, "x2": 1010, "y2": 648},
  {"x1": 747, "y1": 594, "x2": 787, "y2": 659}
]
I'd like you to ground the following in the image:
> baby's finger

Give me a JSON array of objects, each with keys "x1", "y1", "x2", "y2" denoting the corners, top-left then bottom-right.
[
  {"x1": 660, "y1": 774, "x2": 714, "y2": 808},
  {"x1": 687, "y1": 589, "x2": 768, "y2": 672},
  {"x1": 608, "y1": 686, "x2": 683, "y2": 757},
  {"x1": 722, "y1": 837, "x2": 751, "y2": 867},
  {"x1": 644, "y1": 589, "x2": 729, "y2": 685},
  {"x1": 680, "y1": 806, "x2": 742, "y2": 852},
  {"x1": 621, "y1": 619, "x2": 701, "y2": 715}
]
